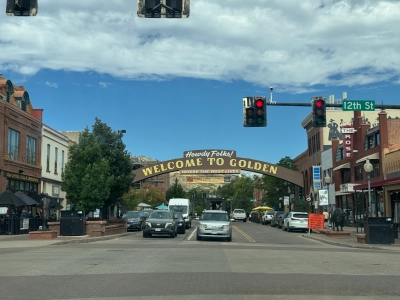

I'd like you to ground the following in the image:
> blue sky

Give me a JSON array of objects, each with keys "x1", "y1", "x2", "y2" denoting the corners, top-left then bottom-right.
[{"x1": 1, "y1": 0, "x2": 400, "y2": 164}]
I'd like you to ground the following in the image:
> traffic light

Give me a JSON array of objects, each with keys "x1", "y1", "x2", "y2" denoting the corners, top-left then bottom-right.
[
  {"x1": 243, "y1": 96, "x2": 267, "y2": 127},
  {"x1": 6, "y1": 0, "x2": 37, "y2": 16},
  {"x1": 312, "y1": 96, "x2": 326, "y2": 127}
]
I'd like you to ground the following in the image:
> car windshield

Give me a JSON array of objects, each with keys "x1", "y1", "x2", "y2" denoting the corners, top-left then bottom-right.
[
  {"x1": 293, "y1": 214, "x2": 308, "y2": 219},
  {"x1": 122, "y1": 212, "x2": 139, "y2": 218},
  {"x1": 169, "y1": 206, "x2": 188, "y2": 214},
  {"x1": 174, "y1": 213, "x2": 183, "y2": 219},
  {"x1": 201, "y1": 213, "x2": 228, "y2": 221},
  {"x1": 234, "y1": 209, "x2": 245, "y2": 213},
  {"x1": 149, "y1": 212, "x2": 172, "y2": 219}
]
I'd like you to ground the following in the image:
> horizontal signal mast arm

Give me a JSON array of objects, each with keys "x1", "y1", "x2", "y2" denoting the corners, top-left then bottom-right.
[{"x1": 265, "y1": 102, "x2": 400, "y2": 109}]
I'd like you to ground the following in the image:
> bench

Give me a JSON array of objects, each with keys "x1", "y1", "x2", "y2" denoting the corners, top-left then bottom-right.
[{"x1": 356, "y1": 234, "x2": 366, "y2": 244}]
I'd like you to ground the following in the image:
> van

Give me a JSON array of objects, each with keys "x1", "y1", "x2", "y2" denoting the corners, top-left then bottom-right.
[{"x1": 168, "y1": 198, "x2": 192, "y2": 229}]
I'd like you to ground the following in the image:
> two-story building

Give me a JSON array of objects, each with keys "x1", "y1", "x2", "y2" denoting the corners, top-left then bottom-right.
[
  {"x1": 331, "y1": 110, "x2": 400, "y2": 231},
  {"x1": 0, "y1": 76, "x2": 43, "y2": 194},
  {"x1": 41, "y1": 125, "x2": 69, "y2": 213}
]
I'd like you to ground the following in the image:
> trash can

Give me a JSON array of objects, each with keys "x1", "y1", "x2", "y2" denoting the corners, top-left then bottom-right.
[
  {"x1": 364, "y1": 217, "x2": 394, "y2": 244},
  {"x1": 60, "y1": 210, "x2": 86, "y2": 236}
]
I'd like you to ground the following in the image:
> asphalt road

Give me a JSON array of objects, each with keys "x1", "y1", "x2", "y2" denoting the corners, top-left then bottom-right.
[{"x1": 0, "y1": 219, "x2": 399, "y2": 300}]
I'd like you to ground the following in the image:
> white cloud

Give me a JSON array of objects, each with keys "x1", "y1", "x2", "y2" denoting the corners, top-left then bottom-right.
[
  {"x1": 44, "y1": 81, "x2": 58, "y2": 88},
  {"x1": 99, "y1": 82, "x2": 111, "y2": 88},
  {"x1": 1, "y1": 0, "x2": 400, "y2": 93}
]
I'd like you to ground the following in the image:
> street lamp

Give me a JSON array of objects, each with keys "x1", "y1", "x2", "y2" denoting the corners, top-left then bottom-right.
[
  {"x1": 324, "y1": 174, "x2": 331, "y2": 185},
  {"x1": 363, "y1": 159, "x2": 373, "y2": 217}
]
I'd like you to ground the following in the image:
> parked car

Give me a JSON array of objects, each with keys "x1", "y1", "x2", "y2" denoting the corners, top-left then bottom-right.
[
  {"x1": 122, "y1": 211, "x2": 144, "y2": 231},
  {"x1": 270, "y1": 211, "x2": 285, "y2": 227},
  {"x1": 231, "y1": 209, "x2": 247, "y2": 222},
  {"x1": 143, "y1": 210, "x2": 177, "y2": 238},
  {"x1": 277, "y1": 212, "x2": 288, "y2": 228},
  {"x1": 282, "y1": 212, "x2": 309, "y2": 232},
  {"x1": 262, "y1": 211, "x2": 275, "y2": 225},
  {"x1": 173, "y1": 212, "x2": 186, "y2": 234},
  {"x1": 197, "y1": 210, "x2": 233, "y2": 242}
]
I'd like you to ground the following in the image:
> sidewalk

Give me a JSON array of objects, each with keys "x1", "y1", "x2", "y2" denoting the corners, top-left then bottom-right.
[
  {"x1": 302, "y1": 226, "x2": 400, "y2": 251},
  {"x1": 0, "y1": 232, "x2": 135, "y2": 248}
]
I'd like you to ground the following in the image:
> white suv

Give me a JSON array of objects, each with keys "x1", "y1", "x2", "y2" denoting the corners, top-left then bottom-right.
[
  {"x1": 282, "y1": 212, "x2": 309, "y2": 232},
  {"x1": 262, "y1": 211, "x2": 275, "y2": 225},
  {"x1": 231, "y1": 209, "x2": 247, "y2": 222}
]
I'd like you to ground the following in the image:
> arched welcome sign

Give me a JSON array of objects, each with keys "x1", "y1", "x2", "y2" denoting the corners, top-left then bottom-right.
[{"x1": 132, "y1": 150, "x2": 303, "y2": 187}]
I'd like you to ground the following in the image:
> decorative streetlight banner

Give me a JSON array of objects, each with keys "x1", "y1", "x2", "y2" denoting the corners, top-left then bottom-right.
[
  {"x1": 318, "y1": 189, "x2": 329, "y2": 206},
  {"x1": 342, "y1": 126, "x2": 355, "y2": 159}
]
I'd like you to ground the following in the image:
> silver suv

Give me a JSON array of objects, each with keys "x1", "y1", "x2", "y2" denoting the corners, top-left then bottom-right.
[{"x1": 197, "y1": 210, "x2": 233, "y2": 242}]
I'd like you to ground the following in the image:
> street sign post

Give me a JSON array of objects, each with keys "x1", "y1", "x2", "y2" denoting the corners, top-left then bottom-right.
[
  {"x1": 342, "y1": 100, "x2": 375, "y2": 111},
  {"x1": 313, "y1": 166, "x2": 321, "y2": 190}
]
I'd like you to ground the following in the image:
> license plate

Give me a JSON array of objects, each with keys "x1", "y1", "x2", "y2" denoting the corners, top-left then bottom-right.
[
  {"x1": 155, "y1": 228, "x2": 161, "y2": 231},
  {"x1": 211, "y1": 231, "x2": 218, "y2": 235},
  {"x1": 300, "y1": 220, "x2": 304, "y2": 223}
]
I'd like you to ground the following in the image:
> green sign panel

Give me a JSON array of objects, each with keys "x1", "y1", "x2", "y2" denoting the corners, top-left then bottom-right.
[{"x1": 342, "y1": 100, "x2": 375, "y2": 111}]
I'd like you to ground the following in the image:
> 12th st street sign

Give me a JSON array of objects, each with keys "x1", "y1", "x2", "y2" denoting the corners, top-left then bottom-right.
[{"x1": 342, "y1": 100, "x2": 375, "y2": 111}]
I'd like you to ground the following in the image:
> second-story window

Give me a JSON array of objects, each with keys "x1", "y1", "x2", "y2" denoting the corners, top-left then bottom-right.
[
  {"x1": 26, "y1": 136, "x2": 36, "y2": 165},
  {"x1": 61, "y1": 150, "x2": 65, "y2": 173},
  {"x1": 371, "y1": 161, "x2": 380, "y2": 178},
  {"x1": 46, "y1": 144, "x2": 50, "y2": 172},
  {"x1": 54, "y1": 147, "x2": 58, "y2": 174},
  {"x1": 354, "y1": 166, "x2": 363, "y2": 181},
  {"x1": 364, "y1": 132, "x2": 380, "y2": 150},
  {"x1": 341, "y1": 169, "x2": 351, "y2": 184},
  {"x1": 8, "y1": 128, "x2": 20, "y2": 161}
]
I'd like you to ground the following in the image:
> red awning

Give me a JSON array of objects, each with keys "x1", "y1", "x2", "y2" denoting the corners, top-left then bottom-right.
[{"x1": 354, "y1": 177, "x2": 400, "y2": 190}]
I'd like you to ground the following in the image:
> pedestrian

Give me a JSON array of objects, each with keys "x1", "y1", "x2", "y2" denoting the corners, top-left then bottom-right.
[{"x1": 323, "y1": 209, "x2": 329, "y2": 229}]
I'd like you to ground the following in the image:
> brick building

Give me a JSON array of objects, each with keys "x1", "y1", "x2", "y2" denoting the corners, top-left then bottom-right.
[
  {"x1": 330, "y1": 110, "x2": 400, "y2": 233},
  {"x1": 0, "y1": 76, "x2": 43, "y2": 194}
]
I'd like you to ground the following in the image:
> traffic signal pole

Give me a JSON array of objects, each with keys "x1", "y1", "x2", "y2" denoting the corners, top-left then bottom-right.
[{"x1": 266, "y1": 102, "x2": 400, "y2": 109}]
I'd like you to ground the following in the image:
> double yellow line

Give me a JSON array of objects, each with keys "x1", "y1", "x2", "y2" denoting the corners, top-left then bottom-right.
[{"x1": 232, "y1": 225, "x2": 256, "y2": 243}]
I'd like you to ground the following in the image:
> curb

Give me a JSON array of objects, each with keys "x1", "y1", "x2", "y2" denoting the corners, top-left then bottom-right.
[
  {"x1": 301, "y1": 234, "x2": 390, "y2": 250},
  {"x1": 51, "y1": 232, "x2": 135, "y2": 245}
]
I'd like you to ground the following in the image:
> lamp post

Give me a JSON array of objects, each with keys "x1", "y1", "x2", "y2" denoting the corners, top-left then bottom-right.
[{"x1": 363, "y1": 159, "x2": 373, "y2": 217}]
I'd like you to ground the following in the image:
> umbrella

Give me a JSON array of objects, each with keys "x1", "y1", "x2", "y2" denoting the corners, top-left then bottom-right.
[
  {"x1": 138, "y1": 202, "x2": 151, "y2": 208},
  {"x1": 28, "y1": 192, "x2": 64, "y2": 210},
  {"x1": 0, "y1": 190, "x2": 26, "y2": 207},
  {"x1": 252, "y1": 206, "x2": 274, "y2": 211},
  {"x1": 14, "y1": 191, "x2": 38, "y2": 206},
  {"x1": 156, "y1": 204, "x2": 169, "y2": 210}
]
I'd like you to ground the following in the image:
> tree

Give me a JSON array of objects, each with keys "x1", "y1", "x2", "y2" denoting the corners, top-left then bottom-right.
[
  {"x1": 61, "y1": 128, "x2": 113, "y2": 213},
  {"x1": 256, "y1": 156, "x2": 298, "y2": 209},
  {"x1": 120, "y1": 188, "x2": 139, "y2": 211},
  {"x1": 91, "y1": 118, "x2": 134, "y2": 209},
  {"x1": 134, "y1": 183, "x2": 165, "y2": 208},
  {"x1": 166, "y1": 178, "x2": 186, "y2": 201}
]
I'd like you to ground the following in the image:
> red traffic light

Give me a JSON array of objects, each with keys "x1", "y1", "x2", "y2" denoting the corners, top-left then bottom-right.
[
  {"x1": 315, "y1": 99, "x2": 324, "y2": 107},
  {"x1": 255, "y1": 99, "x2": 264, "y2": 107}
]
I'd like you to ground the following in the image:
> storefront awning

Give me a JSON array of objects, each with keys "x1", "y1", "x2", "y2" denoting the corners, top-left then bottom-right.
[
  {"x1": 354, "y1": 177, "x2": 400, "y2": 190},
  {"x1": 333, "y1": 162, "x2": 350, "y2": 171},
  {"x1": 356, "y1": 152, "x2": 379, "y2": 163},
  {"x1": 335, "y1": 191, "x2": 353, "y2": 196}
]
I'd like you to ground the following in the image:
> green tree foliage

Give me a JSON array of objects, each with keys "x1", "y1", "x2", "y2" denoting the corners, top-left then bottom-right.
[
  {"x1": 91, "y1": 118, "x2": 134, "y2": 208},
  {"x1": 61, "y1": 129, "x2": 113, "y2": 213},
  {"x1": 256, "y1": 156, "x2": 298, "y2": 209},
  {"x1": 166, "y1": 177, "x2": 186, "y2": 201},
  {"x1": 134, "y1": 183, "x2": 166, "y2": 208},
  {"x1": 120, "y1": 188, "x2": 139, "y2": 211}
]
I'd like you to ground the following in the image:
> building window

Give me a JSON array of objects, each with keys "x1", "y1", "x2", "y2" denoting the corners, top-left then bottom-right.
[
  {"x1": 364, "y1": 132, "x2": 380, "y2": 150},
  {"x1": 54, "y1": 147, "x2": 58, "y2": 174},
  {"x1": 8, "y1": 128, "x2": 20, "y2": 161},
  {"x1": 370, "y1": 161, "x2": 380, "y2": 178},
  {"x1": 16, "y1": 98, "x2": 22, "y2": 109},
  {"x1": 354, "y1": 166, "x2": 363, "y2": 181},
  {"x1": 26, "y1": 136, "x2": 36, "y2": 165},
  {"x1": 46, "y1": 144, "x2": 50, "y2": 172},
  {"x1": 61, "y1": 150, "x2": 65, "y2": 173},
  {"x1": 341, "y1": 169, "x2": 351, "y2": 184}
]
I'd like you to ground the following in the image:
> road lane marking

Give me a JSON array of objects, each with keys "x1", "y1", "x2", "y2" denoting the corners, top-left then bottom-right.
[
  {"x1": 187, "y1": 227, "x2": 197, "y2": 241},
  {"x1": 232, "y1": 225, "x2": 256, "y2": 243}
]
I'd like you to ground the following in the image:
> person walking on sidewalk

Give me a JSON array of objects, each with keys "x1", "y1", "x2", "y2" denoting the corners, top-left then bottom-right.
[{"x1": 323, "y1": 209, "x2": 329, "y2": 229}]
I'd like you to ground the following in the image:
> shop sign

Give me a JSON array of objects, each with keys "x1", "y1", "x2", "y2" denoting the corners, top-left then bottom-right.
[
  {"x1": 342, "y1": 126, "x2": 354, "y2": 159},
  {"x1": 4, "y1": 172, "x2": 39, "y2": 183}
]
